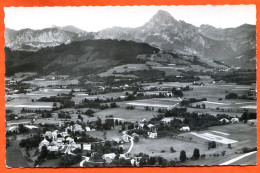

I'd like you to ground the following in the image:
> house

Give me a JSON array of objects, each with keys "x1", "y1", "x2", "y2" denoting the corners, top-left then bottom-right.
[
  {"x1": 38, "y1": 138, "x2": 50, "y2": 151},
  {"x1": 132, "y1": 133, "x2": 139, "y2": 138},
  {"x1": 119, "y1": 154, "x2": 127, "y2": 159},
  {"x1": 56, "y1": 137, "x2": 63, "y2": 143},
  {"x1": 138, "y1": 123, "x2": 145, "y2": 129},
  {"x1": 85, "y1": 126, "x2": 95, "y2": 131},
  {"x1": 65, "y1": 137, "x2": 74, "y2": 143},
  {"x1": 71, "y1": 144, "x2": 81, "y2": 151},
  {"x1": 148, "y1": 132, "x2": 157, "y2": 139},
  {"x1": 121, "y1": 134, "x2": 130, "y2": 143},
  {"x1": 147, "y1": 124, "x2": 154, "y2": 129},
  {"x1": 180, "y1": 126, "x2": 190, "y2": 131},
  {"x1": 112, "y1": 137, "x2": 121, "y2": 143},
  {"x1": 44, "y1": 131, "x2": 53, "y2": 139},
  {"x1": 220, "y1": 118, "x2": 230, "y2": 124},
  {"x1": 231, "y1": 118, "x2": 239, "y2": 124},
  {"x1": 51, "y1": 130, "x2": 58, "y2": 140},
  {"x1": 47, "y1": 145, "x2": 59, "y2": 152},
  {"x1": 161, "y1": 117, "x2": 173, "y2": 124},
  {"x1": 73, "y1": 124, "x2": 83, "y2": 132},
  {"x1": 83, "y1": 144, "x2": 91, "y2": 151},
  {"x1": 61, "y1": 131, "x2": 68, "y2": 137},
  {"x1": 248, "y1": 119, "x2": 257, "y2": 126},
  {"x1": 140, "y1": 118, "x2": 147, "y2": 123},
  {"x1": 131, "y1": 157, "x2": 142, "y2": 166},
  {"x1": 102, "y1": 153, "x2": 116, "y2": 163}
]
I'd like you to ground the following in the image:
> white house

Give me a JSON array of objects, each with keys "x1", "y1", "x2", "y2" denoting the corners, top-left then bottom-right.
[
  {"x1": 220, "y1": 118, "x2": 230, "y2": 124},
  {"x1": 119, "y1": 154, "x2": 127, "y2": 159},
  {"x1": 71, "y1": 144, "x2": 81, "y2": 151},
  {"x1": 38, "y1": 138, "x2": 50, "y2": 151},
  {"x1": 86, "y1": 126, "x2": 95, "y2": 132},
  {"x1": 102, "y1": 153, "x2": 116, "y2": 163},
  {"x1": 44, "y1": 131, "x2": 53, "y2": 139},
  {"x1": 73, "y1": 124, "x2": 83, "y2": 132},
  {"x1": 248, "y1": 119, "x2": 257, "y2": 126},
  {"x1": 47, "y1": 145, "x2": 59, "y2": 152},
  {"x1": 231, "y1": 118, "x2": 239, "y2": 124},
  {"x1": 61, "y1": 131, "x2": 69, "y2": 137},
  {"x1": 161, "y1": 117, "x2": 173, "y2": 124},
  {"x1": 180, "y1": 126, "x2": 190, "y2": 131},
  {"x1": 83, "y1": 144, "x2": 91, "y2": 151},
  {"x1": 140, "y1": 118, "x2": 147, "y2": 123},
  {"x1": 148, "y1": 132, "x2": 157, "y2": 139},
  {"x1": 65, "y1": 137, "x2": 75, "y2": 143},
  {"x1": 122, "y1": 134, "x2": 130, "y2": 143}
]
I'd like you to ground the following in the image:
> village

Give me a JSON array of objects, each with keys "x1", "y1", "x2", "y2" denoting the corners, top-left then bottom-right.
[{"x1": 5, "y1": 61, "x2": 257, "y2": 167}]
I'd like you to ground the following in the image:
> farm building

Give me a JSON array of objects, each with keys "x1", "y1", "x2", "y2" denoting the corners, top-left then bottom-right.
[
  {"x1": 180, "y1": 126, "x2": 190, "y2": 131},
  {"x1": 231, "y1": 118, "x2": 239, "y2": 124},
  {"x1": 121, "y1": 134, "x2": 130, "y2": 143},
  {"x1": 148, "y1": 132, "x2": 157, "y2": 138},
  {"x1": 102, "y1": 153, "x2": 116, "y2": 163},
  {"x1": 219, "y1": 118, "x2": 230, "y2": 124},
  {"x1": 38, "y1": 138, "x2": 50, "y2": 151},
  {"x1": 248, "y1": 119, "x2": 257, "y2": 126},
  {"x1": 83, "y1": 144, "x2": 91, "y2": 151}
]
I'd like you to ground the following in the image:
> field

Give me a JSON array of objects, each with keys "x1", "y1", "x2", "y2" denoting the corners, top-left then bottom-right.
[
  {"x1": 93, "y1": 107, "x2": 156, "y2": 122},
  {"x1": 131, "y1": 123, "x2": 256, "y2": 165}
]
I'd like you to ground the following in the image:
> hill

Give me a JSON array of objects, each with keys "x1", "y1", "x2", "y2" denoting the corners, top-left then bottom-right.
[{"x1": 5, "y1": 39, "x2": 159, "y2": 76}]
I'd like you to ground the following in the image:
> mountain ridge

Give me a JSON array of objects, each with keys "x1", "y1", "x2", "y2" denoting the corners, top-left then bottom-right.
[{"x1": 4, "y1": 10, "x2": 256, "y2": 68}]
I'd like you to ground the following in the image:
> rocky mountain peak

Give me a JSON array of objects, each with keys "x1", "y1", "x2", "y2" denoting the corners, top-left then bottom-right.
[{"x1": 149, "y1": 10, "x2": 177, "y2": 25}]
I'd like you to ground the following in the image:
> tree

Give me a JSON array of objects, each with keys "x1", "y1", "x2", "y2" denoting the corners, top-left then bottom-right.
[
  {"x1": 133, "y1": 135, "x2": 139, "y2": 143},
  {"x1": 115, "y1": 119, "x2": 119, "y2": 126},
  {"x1": 170, "y1": 147, "x2": 176, "y2": 153},
  {"x1": 180, "y1": 150, "x2": 186, "y2": 162},
  {"x1": 208, "y1": 141, "x2": 216, "y2": 149},
  {"x1": 192, "y1": 148, "x2": 200, "y2": 160},
  {"x1": 110, "y1": 102, "x2": 118, "y2": 108}
]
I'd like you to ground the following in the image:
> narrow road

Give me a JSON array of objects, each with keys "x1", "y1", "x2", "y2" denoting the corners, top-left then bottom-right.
[
  {"x1": 220, "y1": 151, "x2": 257, "y2": 165},
  {"x1": 123, "y1": 131, "x2": 134, "y2": 154}
]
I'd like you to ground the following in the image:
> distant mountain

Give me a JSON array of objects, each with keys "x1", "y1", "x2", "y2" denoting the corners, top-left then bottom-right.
[
  {"x1": 5, "y1": 26, "x2": 95, "y2": 51},
  {"x1": 95, "y1": 10, "x2": 256, "y2": 68},
  {"x1": 5, "y1": 10, "x2": 256, "y2": 68},
  {"x1": 5, "y1": 39, "x2": 159, "y2": 76},
  {"x1": 58, "y1": 25, "x2": 86, "y2": 33}
]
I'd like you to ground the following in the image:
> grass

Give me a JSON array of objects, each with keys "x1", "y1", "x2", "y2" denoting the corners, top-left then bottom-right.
[
  {"x1": 93, "y1": 107, "x2": 156, "y2": 122},
  {"x1": 6, "y1": 140, "x2": 30, "y2": 168}
]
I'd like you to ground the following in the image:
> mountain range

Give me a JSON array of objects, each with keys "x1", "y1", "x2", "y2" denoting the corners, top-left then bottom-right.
[{"x1": 4, "y1": 10, "x2": 256, "y2": 69}]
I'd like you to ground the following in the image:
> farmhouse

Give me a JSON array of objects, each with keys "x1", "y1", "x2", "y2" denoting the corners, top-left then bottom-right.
[
  {"x1": 231, "y1": 118, "x2": 239, "y2": 124},
  {"x1": 102, "y1": 153, "x2": 116, "y2": 163},
  {"x1": 180, "y1": 126, "x2": 190, "y2": 131},
  {"x1": 148, "y1": 132, "x2": 157, "y2": 138},
  {"x1": 39, "y1": 138, "x2": 50, "y2": 151},
  {"x1": 85, "y1": 126, "x2": 95, "y2": 131},
  {"x1": 121, "y1": 134, "x2": 130, "y2": 143},
  {"x1": 47, "y1": 145, "x2": 59, "y2": 152},
  {"x1": 219, "y1": 118, "x2": 230, "y2": 124},
  {"x1": 248, "y1": 119, "x2": 257, "y2": 126},
  {"x1": 147, "y1": 124, "x2": 154, "y2": 129},
  {"x1": 83, "y1": 144, "x2": 91, "y2": 151},
  {"x1": 161, "y1": 117, "x2": 173, "y2": 124}
]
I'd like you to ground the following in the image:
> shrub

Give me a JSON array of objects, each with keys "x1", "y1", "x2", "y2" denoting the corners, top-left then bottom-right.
[{"x1": 180, "y1": 150, "x2": 186, "y2": 162}]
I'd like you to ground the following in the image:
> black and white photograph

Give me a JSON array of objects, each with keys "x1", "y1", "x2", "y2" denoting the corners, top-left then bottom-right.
[{"x1": 4, "y1": 5, "x2": 257, "y2": 167}]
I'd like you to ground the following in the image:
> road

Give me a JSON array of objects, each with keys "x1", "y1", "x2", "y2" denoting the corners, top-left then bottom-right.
[
  {"x1": 220, "y1": 151, "x2": 257, "y2": 165},
  {"x1": 123, "y1": 131, "x2": 134, "y2": 154}
]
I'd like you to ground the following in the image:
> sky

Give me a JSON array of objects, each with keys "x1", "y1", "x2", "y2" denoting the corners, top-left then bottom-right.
[{"x1": 4, "y1": 5, "x2": 256, "y2": 32}]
